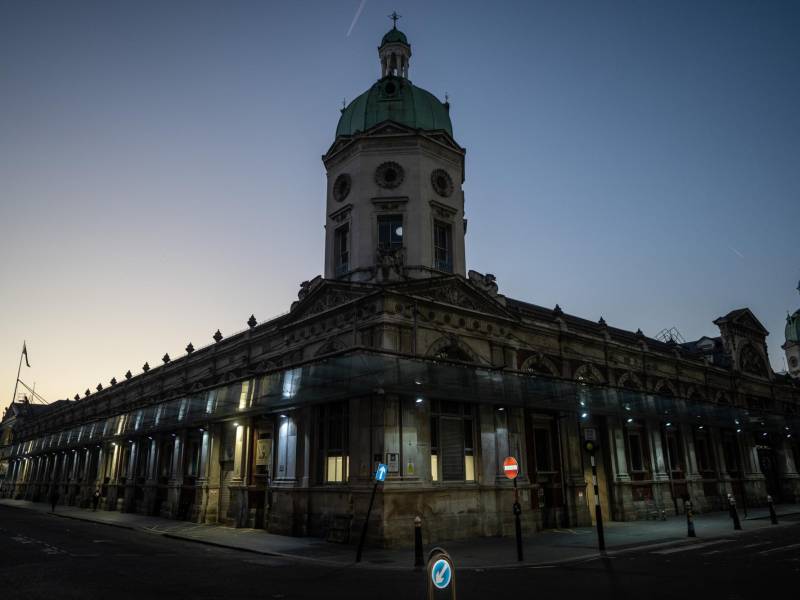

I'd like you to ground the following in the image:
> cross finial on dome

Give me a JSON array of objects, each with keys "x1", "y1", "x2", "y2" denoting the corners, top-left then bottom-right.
[{"x1": 389, "y1": 11, "x2": 401, "y2": 28}]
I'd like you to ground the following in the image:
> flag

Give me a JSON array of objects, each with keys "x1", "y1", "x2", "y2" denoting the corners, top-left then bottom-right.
[{"x1": 22, "y1": 342, "x2": 30, "y2": 368}]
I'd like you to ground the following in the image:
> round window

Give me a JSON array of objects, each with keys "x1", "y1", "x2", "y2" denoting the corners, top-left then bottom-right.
[
  {"x1": 333, "y1": 173, "x2": 351, "y2": 202},
  {"x1": 375, "y1": 161, "x2": 404, "y2": 189},
  {"x1": 430, "y1": 169, "x2": 454, "y2": 197}
]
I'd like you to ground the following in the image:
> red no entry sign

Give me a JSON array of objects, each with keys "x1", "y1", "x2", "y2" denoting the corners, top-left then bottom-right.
[{"x1": 503, "y1": 456, "x2": 519, "y2": 479}]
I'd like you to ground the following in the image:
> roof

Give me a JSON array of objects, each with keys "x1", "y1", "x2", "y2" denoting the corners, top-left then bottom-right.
[
  {"x1": 787, "y1": 309, "x2": 800, "y2": 343},
  {"x1": 336, "y1": 76, "x2": 453, "y2": 139},
  {"x1": 381, "y1": 27, "x2": 408, "y2": 46}
]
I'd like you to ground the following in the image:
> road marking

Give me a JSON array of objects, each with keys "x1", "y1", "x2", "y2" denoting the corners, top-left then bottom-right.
[
  {"x1": 758, "y1": 543, "x2": 800, "y2": 556},
  {"x1": 741, "y1": 542, "x2": 771, "y2": 549},
  {"x1": 652, "y1": 539, "x2": 734, "y2": 555}
]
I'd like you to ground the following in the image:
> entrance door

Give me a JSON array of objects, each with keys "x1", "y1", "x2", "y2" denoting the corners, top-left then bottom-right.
[{"x1": 757, "y1": 447, "x2": 780, "y2": 501}]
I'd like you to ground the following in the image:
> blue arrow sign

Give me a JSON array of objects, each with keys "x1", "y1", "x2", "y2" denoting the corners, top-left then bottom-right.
[
  {"x1": 375, "y1": 463, "x2": 387, "y2": 482},
  {"x1": 431, "y1": 558, "x2": 451, "y2": 589}
]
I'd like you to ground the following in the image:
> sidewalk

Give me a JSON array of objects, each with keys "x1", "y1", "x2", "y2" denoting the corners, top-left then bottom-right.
[{"x1": 1, "y1": 498, "x2": 798, "y2": 570}]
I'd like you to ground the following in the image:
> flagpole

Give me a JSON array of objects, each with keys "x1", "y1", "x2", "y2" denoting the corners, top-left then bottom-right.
[{"x1": 11, "y1": 341, "x2": 24, "y2": 406}]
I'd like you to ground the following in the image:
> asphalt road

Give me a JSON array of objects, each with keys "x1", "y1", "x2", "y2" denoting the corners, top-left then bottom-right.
[{"x1": 1, "y1": 506, "x2": 798, "y2": 600}]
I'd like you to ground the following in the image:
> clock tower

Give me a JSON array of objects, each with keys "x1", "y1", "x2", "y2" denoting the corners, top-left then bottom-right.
[{"x1": 322, "y1": 21, "x2": 467, "y2": 283}]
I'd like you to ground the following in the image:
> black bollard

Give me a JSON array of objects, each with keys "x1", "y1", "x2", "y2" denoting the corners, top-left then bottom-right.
[
  {"x1": 767, "y1": 495, "x2": 778, "y2": 525},
  {"x1": 414, "y1": 516, "x2": 424, "y2": 567},
  {"x1": 685, "y1": 500, "x2": 696, "y2": 537},
  {"x1": 728, "y1": 494, "x2": 742, "y2": 531}
]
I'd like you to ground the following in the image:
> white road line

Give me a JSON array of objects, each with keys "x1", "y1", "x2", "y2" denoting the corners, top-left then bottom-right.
[
  {"x1": 741, "y1": 542, "x2": 771, "y2": 549},
  {"x1": 758, "y1": 543, "x2": 800, "y2": 556},
  {"x1": 652, "y1": 539, "x2": 734, "y2": 555}
]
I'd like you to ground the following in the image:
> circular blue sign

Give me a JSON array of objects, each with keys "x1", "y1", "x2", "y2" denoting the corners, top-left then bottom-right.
[{"x1": 431, "y1": 558, "x2": 452, "y2": 589}]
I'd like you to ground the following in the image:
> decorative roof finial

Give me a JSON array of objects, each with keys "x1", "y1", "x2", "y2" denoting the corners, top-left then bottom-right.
[
  {"x1": 389, "y1": 10, "x2": 401, "y2": 28},
  {"x1": 248, "y1": 314, "x2": 258, "y2": 328},
  {"x1": 185, "y1": 342, "x2": 194, "y2": 355},
  {"x1": 213, "y1": 329, "x2": 223, "y2": 343}
]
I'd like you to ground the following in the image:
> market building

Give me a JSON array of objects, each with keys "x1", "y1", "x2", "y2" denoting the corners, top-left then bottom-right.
[{"x1": 3, "y1": 24, "x2": 800, "y2": 548}]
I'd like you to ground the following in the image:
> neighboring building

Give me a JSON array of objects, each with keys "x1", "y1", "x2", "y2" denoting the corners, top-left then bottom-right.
[
  {"x1": 4, "y1": 24, "x2": 800, "y2": 547},
  {"x1": 783, "y1": 282, "x2": 800, "y2": 379}
]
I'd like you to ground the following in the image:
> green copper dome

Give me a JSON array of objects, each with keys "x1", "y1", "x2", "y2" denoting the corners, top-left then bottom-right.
[
  {"x1": 336, "y1": 76, "x2": 453, "y2": 138},
  {"x1": 787, "y1": 310, "x2": 800, "y2": 343},
  {"x1": 381, "y1": 27, "x2": 408, "y2": 46}
]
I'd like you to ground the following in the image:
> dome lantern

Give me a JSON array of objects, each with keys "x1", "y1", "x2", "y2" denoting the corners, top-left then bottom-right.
[{"x1": 379, "y1": 12, "x2": 411, "y2": 79}]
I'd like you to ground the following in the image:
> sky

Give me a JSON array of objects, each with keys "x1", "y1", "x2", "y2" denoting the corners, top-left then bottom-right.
[{"x1": 1, "y1": 0, "x2": 799, "y2": 411}]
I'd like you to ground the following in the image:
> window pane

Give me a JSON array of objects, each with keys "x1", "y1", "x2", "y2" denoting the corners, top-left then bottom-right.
[
  {"x1": 440, "y1": 418, "x2": 465, "y2": 481},
  {"x1": 430, "y1": 454, "x2": 438, "y2": 482},
  {"x1": 378, "y1": 215, "x2": 403, "y2": 249},
  {"x1": 434, "y1": 221, "x2": 452, "y2": 272},
  {"x1": 464, "y1": 455, "x2": 475, "y2": 482}
]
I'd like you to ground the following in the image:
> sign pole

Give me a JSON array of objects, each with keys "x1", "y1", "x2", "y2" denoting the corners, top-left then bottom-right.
[
  {"x1": 356, "y1": 463, "x2": 387, "y2": 563},
  {"x1": 513, "y1": 477, "x2": 523, "y2": 561},
  {"x1": 590, "y1": 452, "x2": 605, "y2": 551}
]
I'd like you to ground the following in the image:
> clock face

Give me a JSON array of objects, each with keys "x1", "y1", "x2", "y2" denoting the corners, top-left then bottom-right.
[
  {"x1": 375, "y1": 161, "x2": 404, "y2": 189},
  {"x1": 333, "y1": 173, "x2": 351, "y2": 202},
  {"x1": 431, "y1": 169, "x2": 454, "y2": 197}
]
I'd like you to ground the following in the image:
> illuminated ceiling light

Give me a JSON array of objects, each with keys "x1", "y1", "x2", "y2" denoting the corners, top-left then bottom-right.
[{"x1": 497, "y1": 407, "x2": 505, "y2": 411}]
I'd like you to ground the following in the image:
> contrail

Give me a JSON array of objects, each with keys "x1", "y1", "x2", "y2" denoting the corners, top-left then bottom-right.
[
  {"x1": 346, "y1": 0, "x2": 367, "y2": 37},
  {"x1": 729, "y1": 246, "x2": 744, "y2": 259}
]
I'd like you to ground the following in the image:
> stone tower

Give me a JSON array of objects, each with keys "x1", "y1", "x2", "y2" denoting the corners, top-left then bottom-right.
[
  {"x1": 322, "y1": 22, "x2": 466, "y2": 283},
  {"x1": 783, "y1": 281, "x2": 800, "y2": 378}
]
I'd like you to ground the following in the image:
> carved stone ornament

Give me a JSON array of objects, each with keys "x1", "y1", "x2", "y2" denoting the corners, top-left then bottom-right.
[
  {"x1": 431, "y1": 168, "x2": 454, "y2": 197},
  {"x1": 74, "y1": 394, "x2": 80, "y2": 401},
  {"x1": 185, "y1": 343, "x2": 194, "y2": 354},
  {"x1": 213, "y1": 330, "x2": 223, "y2": 343},
  {"x1": 248, "y1": 314, "x2": 258, "y2": 328},
  {"x1": 142, "y1": 362, "x2": 150, "y2": 372},
  {"x1": 375, "y1": 161, "x2": 404, "y2": 189},
  {"x1": 96, "y1": 383, "x2": 103, "y2": 392},
  {"x1": 125, "y1": 370, "x2": 132, "y2": 379},
  {"x1": 333, "y1": 173, "x2": 351, "y2": 202},
  {"x1": 110, "y1": 377, "x2": 117, "y2": 386},
  {"x1": 467, "y1": 270, "x2": 499, "y2": 297},
  {"x1": 162, "y1": 353, "x2": 170, "y2": 364}
]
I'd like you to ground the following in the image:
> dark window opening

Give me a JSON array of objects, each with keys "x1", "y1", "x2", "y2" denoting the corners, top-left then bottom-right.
[
  {"x1": 334, "y1": 224, "x2": 349, "y2": 276},
  {"x1": 434, "y1": 221, "x2": 452, "y2": 272},
  {"x1": 378, "y1": 215, "x2": 403, "y2": 250}
]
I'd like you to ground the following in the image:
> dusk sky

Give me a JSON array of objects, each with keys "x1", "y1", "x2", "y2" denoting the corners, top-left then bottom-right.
[{"x1": 1, "y1": 0, "x2": 798, "y2": 410}]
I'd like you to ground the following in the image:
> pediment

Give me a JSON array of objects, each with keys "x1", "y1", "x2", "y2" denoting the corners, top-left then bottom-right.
[
  {"x1": 388, "y1": 276, "x2": 517, "y2": 321},
  {"x1": 288, "y1": 279, "x2": 377, "y2": 323},
  {"x1": 714, "y1": 308, "x2": 769, "y2": 336}
]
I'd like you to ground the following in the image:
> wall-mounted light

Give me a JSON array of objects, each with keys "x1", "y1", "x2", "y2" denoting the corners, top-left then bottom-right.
[
  {"x1": 626, "y1": 417, "x2": 634, "y2": 424},
  {"x1": 698, "y1": 425, "x2": 704, "y2": 430},
  {"x1": 581, "y1": 412, "x2": 589, "y2": 419},
  {"x1": 233, "y1": 422, "x2": 240, "y2": 427},
  {"x1": 415, "y1": 398, "x2": 423, "y2": 405},
  {"x1": 497, "y1": 407, "x2": 505, "y2": 412},
  {"x1": 736, "y1": 428, "x2": 742, "y2": 433},
  {"x1": 665, "y1": 422, "x2": 672, "y2": 427}
]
